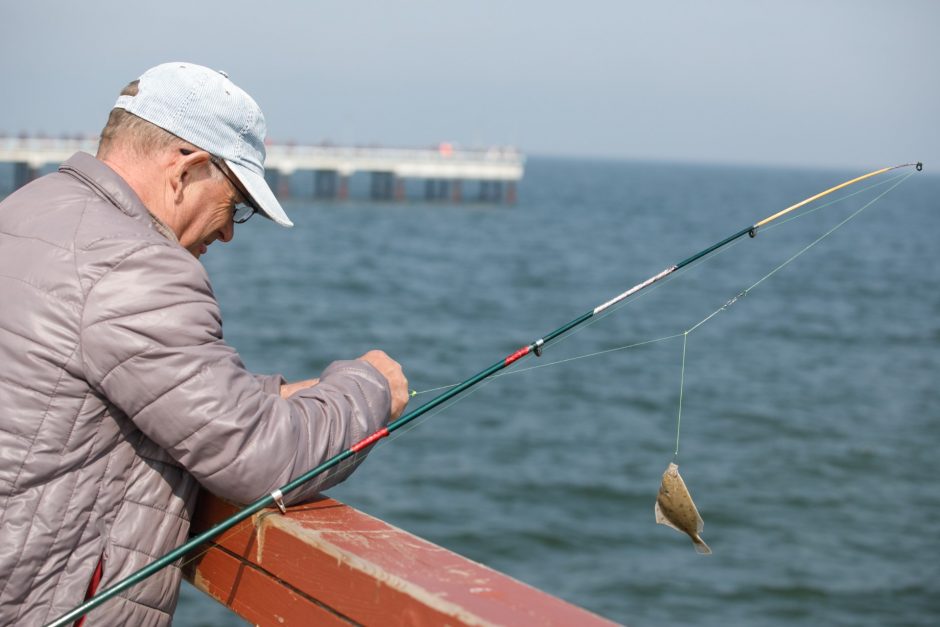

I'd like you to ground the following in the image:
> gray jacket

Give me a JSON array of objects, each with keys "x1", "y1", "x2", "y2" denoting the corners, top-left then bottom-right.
[{"x1": 0, "y1": 152, "x2": 392, "y2": 625}]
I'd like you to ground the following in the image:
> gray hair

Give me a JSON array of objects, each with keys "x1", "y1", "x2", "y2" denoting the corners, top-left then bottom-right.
[{"x1": 97, "y1": 80, "x2": 197, "y2": 159}]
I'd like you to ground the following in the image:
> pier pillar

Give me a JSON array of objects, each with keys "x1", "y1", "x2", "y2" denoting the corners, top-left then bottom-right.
[
  {"x1": 425, "y1": 179, "x2": 449, "y2": 201},
  {"x1": 492, "y1": 181, "x2": 504, "y2": 203},
  {"x1": 394, "y1": 176, "x2": 406, "y2": 202},
  {"x1": 478, "y1": 180, "x2": 494, "y2": 202},
  {"x1": 264, "y1": 170, "x2": 281, "y2": 198},
  {"x1": 370, "y1": 171, "x2": 395, "y2": 200},
  {"x1": 506, "y1": 181, "x2": 517, "y2": 205},
  {"x1": 314, "y1": 170, "x2": 337, "y2": 199},
  {"x1": 424, "y1": 179, "x2": 450, "y2": 200},
  {"x1": 338, "y1": 175, "x2": 349, "y2": 201},
  {"x1": 478, "y1": 180, "x2": 507, "y2": 204},
  {"x1": 451, "y1": 179, "x2": 462, "y2": 203},
  {"x1": 13, "y1": 162, "x2": 39, "y2": 190},
  {"x1": 277, "y1": 173, "x2": 291, "y2": 200}
]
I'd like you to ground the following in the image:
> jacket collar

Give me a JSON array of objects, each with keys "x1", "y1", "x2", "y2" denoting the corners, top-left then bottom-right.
[{"x1": 59, "y1": 151, "x2": 179, "y2": 244}]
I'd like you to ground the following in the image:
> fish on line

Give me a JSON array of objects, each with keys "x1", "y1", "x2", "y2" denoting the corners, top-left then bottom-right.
[{"x1": 655, "y1": 462, "x2": 711, "y2": 555}]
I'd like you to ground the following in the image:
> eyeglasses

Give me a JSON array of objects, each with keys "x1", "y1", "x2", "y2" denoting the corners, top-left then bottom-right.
[
  {"x1": 180, "y1": 148, "x2": 257, "y2": 224},
  {"x1": 209, "y1": 157, "x2": 257, "y2": 224}
]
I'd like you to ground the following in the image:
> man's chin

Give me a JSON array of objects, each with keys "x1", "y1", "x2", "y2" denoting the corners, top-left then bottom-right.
[{"x1": 188, "y1": 243, "x2": 208, "y2": 258}]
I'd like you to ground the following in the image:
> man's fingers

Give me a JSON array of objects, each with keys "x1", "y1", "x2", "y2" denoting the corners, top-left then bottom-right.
[{"x1": 357, "y1": 350, "x2": 409, "y2": 420}]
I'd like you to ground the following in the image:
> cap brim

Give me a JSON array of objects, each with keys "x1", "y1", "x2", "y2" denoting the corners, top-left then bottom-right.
[{"x1": 226, "y1": 160, "x2": 294, "y2": 228}]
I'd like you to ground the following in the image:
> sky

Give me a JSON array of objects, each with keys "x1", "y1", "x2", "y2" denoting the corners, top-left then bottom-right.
[{"x1": 1, "y1": 0, "x2": 937, "y2": 170}]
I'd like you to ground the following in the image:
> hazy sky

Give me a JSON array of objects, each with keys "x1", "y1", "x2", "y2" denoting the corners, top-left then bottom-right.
[{"x1": 2, "y1": 0, "x2": 937, "y2": 169}]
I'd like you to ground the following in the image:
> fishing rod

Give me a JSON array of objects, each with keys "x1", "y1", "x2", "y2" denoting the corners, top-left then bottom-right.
[{"x1": 48, "y1": 161, "x2": 922, "y2": 626}]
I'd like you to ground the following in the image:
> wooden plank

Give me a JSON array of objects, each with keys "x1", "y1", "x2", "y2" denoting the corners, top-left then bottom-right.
[
  {"x1": 186, "y1": 545, "x2": 353, "y2": 627},
  {"x1": 185, "y1": 492, "x2": 621, "y2": 627}
]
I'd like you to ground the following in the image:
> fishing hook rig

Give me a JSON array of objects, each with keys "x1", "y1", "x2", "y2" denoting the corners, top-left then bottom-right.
[{"x1": 47, "y1": 161, "x2": 923, "y2": 627}]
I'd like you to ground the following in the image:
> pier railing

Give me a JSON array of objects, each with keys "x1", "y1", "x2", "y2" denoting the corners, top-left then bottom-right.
[{"x1": 183, "y1": 491, "x2": 620, "y2": 626}]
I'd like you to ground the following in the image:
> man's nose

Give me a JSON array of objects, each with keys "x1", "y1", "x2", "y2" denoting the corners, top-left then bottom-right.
[{"x1": 219, "y1": 219, "x2": 235, "y2": 243}]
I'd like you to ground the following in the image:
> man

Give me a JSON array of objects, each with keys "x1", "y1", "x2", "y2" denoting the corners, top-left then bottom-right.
[{"x1": 0, "y1": 62, "x2": 409, "y2": 625}]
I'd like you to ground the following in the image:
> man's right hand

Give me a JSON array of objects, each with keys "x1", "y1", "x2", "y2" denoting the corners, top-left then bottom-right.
[{"x1": 357, "y1": 350, "x2": 409, "y2": 420}]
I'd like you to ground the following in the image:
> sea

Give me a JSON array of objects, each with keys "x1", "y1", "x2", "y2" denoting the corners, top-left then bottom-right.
[{"x1": 7, "y1": 157, "x2": 938, "y2": 626}]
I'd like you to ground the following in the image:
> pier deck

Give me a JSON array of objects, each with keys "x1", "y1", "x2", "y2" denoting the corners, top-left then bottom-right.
[{"x1": 0, "y1": 136, "x2": 523, "y2": 203}]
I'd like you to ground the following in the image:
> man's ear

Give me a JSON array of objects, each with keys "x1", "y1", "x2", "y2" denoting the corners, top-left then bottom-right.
[{"x1": 169, "y1": 148, "x2": 211, "y2": 203}]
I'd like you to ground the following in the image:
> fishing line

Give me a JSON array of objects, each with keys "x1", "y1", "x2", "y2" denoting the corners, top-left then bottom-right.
[
  {"x1": 674, "y1": 332, "x2": 689, "y2": 458},
  {"x1": 670, "y1": 168, "x2": 917, "y2": 453}
]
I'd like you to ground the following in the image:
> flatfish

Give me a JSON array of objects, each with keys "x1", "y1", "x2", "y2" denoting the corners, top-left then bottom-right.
[{"x1": 655, "y1": 462, "x2": 712, "y2": 555}]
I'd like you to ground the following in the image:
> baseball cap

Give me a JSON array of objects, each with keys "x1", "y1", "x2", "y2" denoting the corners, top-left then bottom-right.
[{"x1": 113, "y1": 62, "x2": 293, "y2": 228}]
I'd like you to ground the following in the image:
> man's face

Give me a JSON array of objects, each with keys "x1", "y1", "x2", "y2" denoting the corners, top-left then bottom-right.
[{"x1": 175, "y1": 156, "x2": 240, "y2": 259}]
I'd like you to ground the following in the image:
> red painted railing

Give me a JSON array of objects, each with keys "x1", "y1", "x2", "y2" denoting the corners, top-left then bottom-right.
[{"x1": 183, "y1": 492, "x2": 621, "y2": 626}]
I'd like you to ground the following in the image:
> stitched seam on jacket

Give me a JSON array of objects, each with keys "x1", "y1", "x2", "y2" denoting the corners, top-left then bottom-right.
[
  {"x1": 70, "y1": 198, "x2": 88, "y2": 309},
  {"x1": 113, "y1": 591, "x2": 175, "y2": 617},
  {"x1": 77, "y1": 243, "x2": 164, "y2": 399},
  {"x1": 42, "y1": 393, "x2": 107, "y2": 619},
  {"x1": 93, "y1": 336, "x2": 205, "y2": 393},
  {"x1": 161, "y1": 355, "x2": 241, "y2": 450},
  {"x1": 78, "y1": 242, "x2": 163, "y2": 301},
  {"x1": 59, "y1": 163, "x2": 135, "y2": 219},
  {"x1": 60, "y1": 388, "x2": 92, "y2": 455},
  {"x1": 81, "y1": 296, "x2": 210, "y2": 336},
  {"x1": 2, "y1": 339, "x2": 80, "y2": 494},
  {"x1": 196, "y1": 391, "x2": 283, "y2": 488},
  {"x1": 0, "y1": 370, "x2": 69, "y2": 403},
  {"x1": 0, "y1": 323, "x2": 75, "y2": 371},
  {"x1": 131, "y1": 354, "x2": 229, "y2": 438},
  {"x1": 38, "y1": 391, "x2": 106, "y2": 624},
  {"x1": 121, "y1": 497, "x2": 189, "y2": 522},
  {"x1": 0, "y1": 227, "x2": 72, "y2": 251},
  {"x1": 0, "y1": 274, "x2": 83, "y2": 311},
  {"x1": 6, "y1": 481, "x2": 50, "y2": 622},
  {"x1": 0, "y1": 339, "x2": 81, "y2": 601},
  {"x1": 0, "y1": 425, "x2": 32, "y2": 446}
]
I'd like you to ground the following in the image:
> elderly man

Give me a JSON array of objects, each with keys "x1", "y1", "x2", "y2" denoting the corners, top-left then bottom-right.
[{"x1": 0, "y1": 62, "x2": 408, "y2": 625}]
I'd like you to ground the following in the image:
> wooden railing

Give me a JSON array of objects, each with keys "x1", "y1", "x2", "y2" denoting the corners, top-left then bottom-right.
[{"x1": 183, "y1": 492, "x2": 621, "y2": 626}]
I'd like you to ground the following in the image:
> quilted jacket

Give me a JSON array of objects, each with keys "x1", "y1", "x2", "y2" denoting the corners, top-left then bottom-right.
[{"x1": 0, "y1": 152, "x2": 392, "y2": 625}]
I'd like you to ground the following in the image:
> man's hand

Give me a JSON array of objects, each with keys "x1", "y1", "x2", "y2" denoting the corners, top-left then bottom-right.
[{"x1": 357, "y1": 350, "x2": 409, "y2": 420}]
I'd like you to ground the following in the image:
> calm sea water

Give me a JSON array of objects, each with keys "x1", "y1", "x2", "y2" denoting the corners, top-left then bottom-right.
[{"x1": 32, "y1": 157, "x2": 935, "y2": 626}]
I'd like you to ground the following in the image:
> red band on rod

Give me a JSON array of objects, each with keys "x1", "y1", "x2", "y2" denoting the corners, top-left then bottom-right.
[
  {"x1": 350, "y1": 427, "x2": 390, "y2": 453},
  {"x1": 504, "y1": 346, "x2": 531, "y2": 366}
]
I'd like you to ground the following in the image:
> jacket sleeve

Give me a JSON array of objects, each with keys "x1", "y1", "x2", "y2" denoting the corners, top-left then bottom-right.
[
  {"x1": 79, "y1": 244, "x2": 391, "y2": 505},
  {"x1": 254, "y1": 372, "x2": 287, "y2": 396}
]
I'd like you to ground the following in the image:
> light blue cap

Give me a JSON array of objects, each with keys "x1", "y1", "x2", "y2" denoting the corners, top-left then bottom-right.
[{"x1": 114, "y1": 62, "x2": 293, "y2": 227}]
